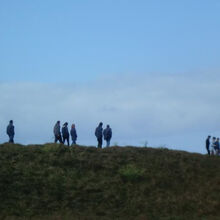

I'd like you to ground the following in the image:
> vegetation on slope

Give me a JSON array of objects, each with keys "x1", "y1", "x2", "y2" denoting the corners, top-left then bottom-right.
[{"x1": 0, "y1": 143, "x2": 220, "y2": 220}]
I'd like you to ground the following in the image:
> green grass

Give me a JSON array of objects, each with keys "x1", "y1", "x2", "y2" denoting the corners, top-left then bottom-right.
[{"x1": 0, "y1": 143, "x2": 220, "y2": 219}]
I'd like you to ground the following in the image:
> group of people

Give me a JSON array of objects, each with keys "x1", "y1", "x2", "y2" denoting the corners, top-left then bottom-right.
[
  {"x1": 206, "y1": 136, "x2": 220, "y2": 155},
  {"x1": 53, "y1": 121, "x2": 112, "y2": 148},
  {"x1": 53, "y1": 121, "x2": 77, "y2": 146},
  {"x1": 4, "y1": 120, "x2": 220, "y2": 153},
  {"x1": 95, "y1": 122, "x2": 112, "y2": 148},
  {"x1": 4, "y1": 120, "x2": 112, "y2": 148}
]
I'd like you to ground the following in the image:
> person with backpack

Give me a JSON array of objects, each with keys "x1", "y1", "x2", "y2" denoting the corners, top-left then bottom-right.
[
  {"x1": 70, "y1": 124, "x2": 77, "y2": 145},
  {"x1": 95, "y1": 122, "x2": 103, "y2": 148},
  {"x1": 103, "y1": 124, "x2": 112, "y2": 147},
  {"x1": 206, "y1": 135, "x2": 211, "y2": 155},
  {"x1": 53, "y1": 121, "x2": 63, "y2": 143},
  {"x1": 62, "y1": 122, "x2": 70, "y2": 146},
  {"x1": 6, "y1": 120, "x2": 15, "y2": 143}
]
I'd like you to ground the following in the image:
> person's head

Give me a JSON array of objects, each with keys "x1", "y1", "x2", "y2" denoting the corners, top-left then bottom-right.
[
  {"x1": 64, "y1": 122, "x2": 68, "y2": 126},
  {"x1": 99, "y1": 122, "x2": 103, "y2": 127},
  {"x1": 213, "y1": 137, "x2": 216, "y2": 140},
  {"x1": 217, "y1": 138, "x2": 219, "y2": 141},
  {"x1": 57, "y1": 121, "x2": 60, "y2": 125},
  {"x1": 9, "y1": 120, "x2": 13, "y2": 124},
  {"x1": 107, "y1": 124, "x2": 110, "y2": 128},
  {"x1": 72, "y1": 124, "x2": 75, "y2": 128},
  {"x1": 208, "y1": 135, "x2": 211, "y2": 139}
]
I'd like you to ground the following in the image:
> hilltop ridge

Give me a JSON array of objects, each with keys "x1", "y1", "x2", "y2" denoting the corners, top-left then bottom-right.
[{"x1": 0, "y1": 143, "x2": 220, "y2": 220}]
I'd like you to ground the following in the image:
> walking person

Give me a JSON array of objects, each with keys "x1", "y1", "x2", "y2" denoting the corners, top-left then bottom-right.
[
  {"x1": 206, "y1": 135, "x2": 211, "y2": 155},
  {"x1": 210, "y1": 137, "x2": 216, "y2": 155},
  {"x1": 95, "y1": 122, "x2": 103, "y2": 148},
  {"x1": 215, "y1": 138, "x2": 220, "y2": 155},
  {"x1": 70, "y1": 124, "x2": 77, "y2": 145},
  {"x1": 53, "y1": 121, "x2": 63, "y2": 143},
  {"x1": 103, "y1": 125, "x2": 112, "y2": 147},
  {"x1": 62, "y1": 122, "x2": 70, "y2": 146},
  {"x1": 6, "y1": 120, "x2": 15, "y2": 143}
]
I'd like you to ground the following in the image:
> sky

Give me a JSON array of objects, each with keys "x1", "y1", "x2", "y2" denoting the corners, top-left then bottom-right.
[{"x1": 1, "y1": 0, "x2": 220, "y2": 153}]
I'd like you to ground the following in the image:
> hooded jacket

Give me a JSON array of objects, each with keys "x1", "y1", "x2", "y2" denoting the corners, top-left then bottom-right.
[{"x1": 95, "y1": 125, "x2": 103, "y2": 139}]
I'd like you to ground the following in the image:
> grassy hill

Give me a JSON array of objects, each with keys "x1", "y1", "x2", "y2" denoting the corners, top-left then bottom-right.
[{"x1": 0, "y1": 143, "x2": 220, "y2": 220}]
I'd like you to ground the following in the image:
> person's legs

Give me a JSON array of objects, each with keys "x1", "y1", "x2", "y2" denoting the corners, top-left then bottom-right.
[
  {"x1": 9, "y1": 135, "x2": 14, "y2": 143},
  {"x1": 71, "y1": 139, "x2": 76, "y2": 145},
  {"x1": 97, "y1": 137, "x2": 102, "y2": 148},
  {"x1": 55, "y1": 135, "x2": 63, "y2": 143},
  {"x1": 67, "y1": 136, "x2": 69, "y2": 146},
  {"x1": 106, "y1": 139, "x2": 110, "y2": 147},
  {"x1": 206, "y1": 146, "x2": 210, "y2": 155},
  {"x1": 97, "y1": 138, "x2": 100, "y2": 148},
  {"x1": 55, "y1": 135, "x2": 58, "y2": 143}
]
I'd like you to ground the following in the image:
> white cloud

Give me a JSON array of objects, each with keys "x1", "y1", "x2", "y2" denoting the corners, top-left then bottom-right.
[{"x1": 0, "y1": 73, "x2": 220, "y2": 153}]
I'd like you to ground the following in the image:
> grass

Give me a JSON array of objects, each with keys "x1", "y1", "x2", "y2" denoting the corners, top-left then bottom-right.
[{"x1": 0, "y1": 143, "x2": 220, "y2": 219}]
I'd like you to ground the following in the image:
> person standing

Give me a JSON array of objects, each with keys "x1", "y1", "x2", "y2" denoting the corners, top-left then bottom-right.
[
  {"x1": 95, "y1": 122, "x2": 103, "y2": 148},
  {"x1": 206, "y1": 135, "x2": 211, "y2": 155},
  {"x1": 53, "y1": 121, "x2": 63, "y2": 143},
  {"x1": 211, "y1": 137, "x2": 216, "y2": 155},
  {"x1": 103, "y1": 125, "x2": 112, "y2": 147},
  {"x1": 6, "y1": 120, "x2": 15, "y2": 143},
  {"x1": 62, "y1": 122, "x2": 70, "y2": 146},
  {"x1": 215, "y1": 138, "x2": 220, "y2": 155},
  {"x1": 70, "y1": 124, "x2": 77, "y2": 145}
]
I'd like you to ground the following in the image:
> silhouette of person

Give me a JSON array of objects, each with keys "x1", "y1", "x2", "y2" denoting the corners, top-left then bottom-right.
[
  {"x1": 211, "y1": 137, "x2": 216, "y2": 155},
  {"x1": 7, "y1": 120, "x2": 15, "y2": 143},
  {"x1": 53, "y1": 121, "x2": 63, "y2": 143},
  {"x1": 95, "y1": 122, "x2": 103, "y2": 148},
  {"x1": 70, "y1": 124, "x2": 77, "y2": 145},
  {"x1": 206, "y1": 135, "x2": 211, "y2": 155},
  {"x1": 62, "y1": 122, "x2": 70, "y2": 146},
  {"x1": 103, "y1": 125, "x2": 112, "y2": 147},
  {"x1": 215, "y1": 137, "x2": 220, "y2": 155}
]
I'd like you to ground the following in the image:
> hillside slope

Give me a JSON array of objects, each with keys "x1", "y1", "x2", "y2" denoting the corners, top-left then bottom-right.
[{"x1": 0, "y1": 143, "x2": 220, "y2": 220}]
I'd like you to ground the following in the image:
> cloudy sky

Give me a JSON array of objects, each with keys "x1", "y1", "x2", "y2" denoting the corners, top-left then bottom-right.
[{"x1": 1, "y1": 0, "x2": 220, "y2": 153}]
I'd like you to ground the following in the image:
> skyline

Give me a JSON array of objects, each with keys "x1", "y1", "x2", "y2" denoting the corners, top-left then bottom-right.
[
  {"x1": 1, "y1": 1, "x2": 220, "y2": 153},
  {"x1": 1, "y1": 73, "x2": 220, "y2": 153}
]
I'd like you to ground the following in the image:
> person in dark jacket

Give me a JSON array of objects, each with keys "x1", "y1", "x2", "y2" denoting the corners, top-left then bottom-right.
[
  {"x1": 215, "y1": 138, "x2": 220, "y2": 155},
  {"x1": 103, "y1": 125, "x2": 112, "y2": 147},
  {"x1": 7, "y1": 120, "x2": 15, "y2": 143},
  {"x1": 95, "y1": 122, "x2": 103, "y2": 148},
  {"x1": 70, "y1": 124, "x2": 77, "y2": 145},
  {"x1": 62, "y1": 122, "x2": 69, "y2": 146},
  {"x1": 53, "y1": 121, "x2": 63, "y2": 143},
  {"x1": 206, "y1": 135, "x2": 211, "y2": 155}
]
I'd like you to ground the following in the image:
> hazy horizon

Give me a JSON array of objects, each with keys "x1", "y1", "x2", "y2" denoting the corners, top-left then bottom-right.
[{"x1": 1, "y1": 1, "x2": 220, "y2": 153}]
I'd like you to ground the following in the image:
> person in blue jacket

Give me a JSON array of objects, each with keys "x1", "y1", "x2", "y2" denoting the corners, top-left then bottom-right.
[
  {"x1": 103, "y1": 125, "x2": 112, "y2": 147},
  {"x1": 95, "y1": 122, "x2": 103, "y2": 148},
  {"x1": 6, "y1": 120, "x2": 15, "y2": 143}
]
